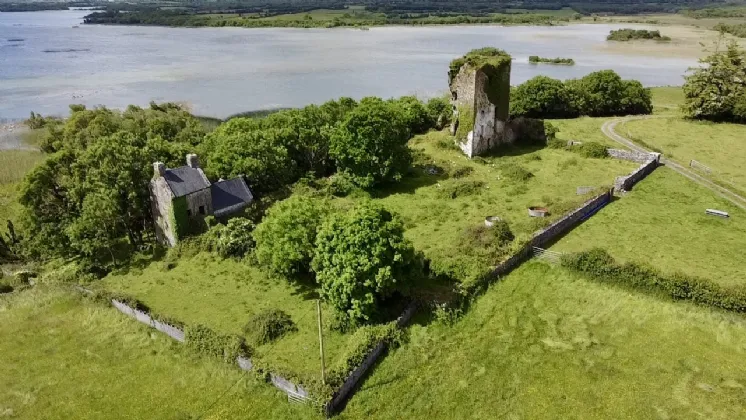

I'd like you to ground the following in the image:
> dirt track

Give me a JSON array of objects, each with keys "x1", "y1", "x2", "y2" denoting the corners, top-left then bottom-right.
[{"x1": 601, "y1": 116, "x2": 746, "y2": 211}]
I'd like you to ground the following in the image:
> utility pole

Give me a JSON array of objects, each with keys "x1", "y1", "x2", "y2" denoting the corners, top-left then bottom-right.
[{"x1": 317, "y1": 300, "x2": 326, "y2": 385}]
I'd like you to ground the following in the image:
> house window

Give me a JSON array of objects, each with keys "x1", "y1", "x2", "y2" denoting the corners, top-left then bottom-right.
[
  {"x1": 199, "y1": 206, "x2": 205, "y2": 215},
  {"x1": 187, "y1": 209, "x2": 192, "y2": 217}
]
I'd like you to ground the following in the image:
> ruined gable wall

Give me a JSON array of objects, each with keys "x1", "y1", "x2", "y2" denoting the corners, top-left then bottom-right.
[{"x1": 150, "y1": 177, "x2": 176, "y2": 247}]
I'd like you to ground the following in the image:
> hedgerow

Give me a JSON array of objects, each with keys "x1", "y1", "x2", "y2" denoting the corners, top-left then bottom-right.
[{"x1": 561, "y1": 248, "x2": 746, "y2": 312}]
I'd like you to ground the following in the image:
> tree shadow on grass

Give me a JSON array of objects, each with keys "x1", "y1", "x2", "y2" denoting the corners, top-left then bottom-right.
[{"x1": 370, "y1": 166, "x2": 448, "y2": 199}]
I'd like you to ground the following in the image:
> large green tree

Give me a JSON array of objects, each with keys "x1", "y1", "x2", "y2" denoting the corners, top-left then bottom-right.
[
  {"x1": 510, "y1": 76, "x2": 578, "y2": 118},
  {"x1": 312, "y1": 203, "x2": 420, "y2": 323},
  {"x1": 253, "y1": 194, "x2": 328, "y2": 278},
  {"x1": 20, "y1": 104, "x2": 203, "y2": 266},
  {"x1": 330, "y1": 97, "x2": 412, "y2": 189},
  {"x1": 682, "y1": 42, "x2": 746, "y2": 122}
]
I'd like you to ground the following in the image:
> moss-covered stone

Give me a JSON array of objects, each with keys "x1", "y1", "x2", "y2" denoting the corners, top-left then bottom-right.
[
  {"x1": 169, "y1": 196, "x2": 189, "y2": 242},
  {"x1": 455, "y1": 104, "x2": 475, "y2": 143},
  {"x1": 448, "y1": 47, "x2": 511, "y2": 86}
]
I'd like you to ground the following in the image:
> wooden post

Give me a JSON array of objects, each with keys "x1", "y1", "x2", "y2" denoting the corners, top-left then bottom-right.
[{"x1": 317, "y1": 300, "x2": 326, "y2": 385}]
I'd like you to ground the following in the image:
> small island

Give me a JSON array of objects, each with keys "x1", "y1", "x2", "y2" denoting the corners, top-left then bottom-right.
[
  {"x1": 607, "y1": 29, "x2": 671, "y2": 41},
  {"x1": 528, "y1": 56, "x2": 575, "y2": 65}
]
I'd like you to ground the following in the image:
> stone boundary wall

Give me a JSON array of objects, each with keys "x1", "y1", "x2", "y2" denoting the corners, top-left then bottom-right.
[
  {"x1": 613, "y1": 154, "x2": 660, "y2": 192},
  {"x1": 77, "y1": 286, "x2": 417, "y2": 413},
  {"x1": 607, "y1": 148, "x2": 657, "y2": 164},
  {"x1": 325, "y1": 301, "x2": 419, "y2": 417},
  {"x1": 487, "y1": 190, "x2": 613, "y2": 281}
]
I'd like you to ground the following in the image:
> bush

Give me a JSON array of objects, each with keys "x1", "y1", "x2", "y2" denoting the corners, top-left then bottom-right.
[
  {"x1": 389, "y1": 96, "x2": 432, "y2": 135},
  {"x1": 576, "y1": 142, "x2": 609, "y2": 158},
  {"x1": 501, "y1": 164, "x2": 534, "y2": 182},
  {"x1": 330, "y1": 97, "x2": 412, "y2": 189},
  {"x1": 510, "y1": 76, "x2": 578, "y2": 118},
  {"x1": 449, "y1": 166, "x2": 474, "y2": 178},
  {"x1": 312, "y1": 203, "x2": 421, "y2": 323},
  {"x1": 561, "y1": 248, "x2": 746, "y2": 313},
  {"x1": 253, "y1": 195, "x2": 328, "y2": 278},
  {"x1": 462, "y1": 221, "x2": 515, "y2": 250},
  {"x1": 203, "y1": 217, "x2": 256, "y2": 259},
  {"x1": 327, "y1": 322, "x2": 402, "y2": 387},
  {"x1": 437, "y1": 180, "x2": 484, "y2": 199},
  {"x1": 243, "y1": 309, "x2": 297, "y2": 345},
  {"x1": 426, "y1": 96, "x2": 451, "y2": 129},
  {"x1": 186, "y1": 324, "x2": 252, "y2": 362}
]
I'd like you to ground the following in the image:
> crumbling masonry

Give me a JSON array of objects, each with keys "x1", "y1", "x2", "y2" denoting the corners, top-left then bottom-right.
[{"x1": 449, "y1": 48, "x2": 547, "y2": 158}]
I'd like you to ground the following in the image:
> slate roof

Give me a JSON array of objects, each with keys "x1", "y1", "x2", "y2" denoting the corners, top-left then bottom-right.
[
  {"x1": 211, "y1": 177, "x2": 254, "y2": 217},
  {"x1": 164, "y1": 166, "x2": 210, "y2": 198}
]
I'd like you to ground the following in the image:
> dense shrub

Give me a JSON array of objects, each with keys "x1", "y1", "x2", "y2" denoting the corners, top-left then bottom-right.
[
  {"x1": 562, "y1": 248, "x2": 746, "y2": 312},
  {"x1": 253, "y1": 195, "x2": 328, "y2": 278},
  {"x1": 186, "y1": 324, "x2": 252, "y2": 362},
  {"x1": 203, "y1": 217, "x2": 256, "y2": 259},
  {"x1": 437, "y1": 180, "x2": 485, "y2": 199},
  {"x1": 501, "y1": 164, "x2": 534, "y2": 182},
  {"x1": 682, "y1": 42, "x2": 746, "y2": 123},
  {"x1": 511, "y1": 76, "x2": 578, "y2": 118},
  {"x1": 389, "y1": 96, "x2": 432, "y2": 135},
  {"x1": 449, "y1": 165, "x2": 474, "y2": 178},
  {"x1": 327, "y1": 322, "x2": 402, "y2": 387},
  {"x1": 243, "y1": 309, "x2": 297, "y2": 345},
  {"x1": 576, "y1": 142, "x2": 609, "y2": 158},
  {"x1": 462, "y1": 221, "x2": 514, "y2": 249},
  {"x1": 511, "y1": 71, "x2": 651, "y2": 119},
  {"x1": 330, "y1": 97, "x2": 413, "y2": 189},
  {"x1": 312, "y1": 203, "x2": 421, "y2": 323},
  {"x1": 426, "y1": 96, "x2": 452, "y2": 129}
]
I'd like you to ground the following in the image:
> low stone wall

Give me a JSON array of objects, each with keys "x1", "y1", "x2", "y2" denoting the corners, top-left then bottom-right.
[
  {"x1": 487, "y1": 190, "x2": 613, "y2": 281},
  {"x1": 325, "y1": 301, "x2": 418, "y2": 417},
  {"x1": 613, "y1": 155, "x2": 660, "y2": 192},
  {"x1": 607, "y1": 148, "x2": 657, "y2": 163}
]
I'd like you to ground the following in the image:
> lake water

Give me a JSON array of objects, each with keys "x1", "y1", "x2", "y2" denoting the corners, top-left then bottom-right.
[{"x1": 1, "y1": 10, "x2": 694, "y2": 120}]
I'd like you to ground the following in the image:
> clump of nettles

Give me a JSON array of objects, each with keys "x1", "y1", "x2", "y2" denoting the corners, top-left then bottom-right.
[{"x1": 243, "y1": 309, "x2": 297, "y2": 345}]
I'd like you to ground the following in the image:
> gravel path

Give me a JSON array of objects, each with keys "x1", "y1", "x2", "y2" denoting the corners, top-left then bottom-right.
[{"x1": 601, "y1": 116, "x2": 746, "y2": 211}]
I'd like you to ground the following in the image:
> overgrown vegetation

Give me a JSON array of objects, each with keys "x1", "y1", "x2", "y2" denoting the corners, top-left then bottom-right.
[
  {"x1": 562, "y1": 248, "x2": 746, "y2": 312},
  {"x1": 528, "y1": 55, "x2": 575, "y2": 65},
  {"x1": 243, "y1": 309, "x2": 297, "y2": 345},
  {"x1": 606, "y1": 28, "x2": 671, "y2": 41},
  {"x1": 510, "y1": 71, "x2": 652, "y2": 119},
  {"x1": 312, "y1": 203, "x2": 421, "y2": 324}
]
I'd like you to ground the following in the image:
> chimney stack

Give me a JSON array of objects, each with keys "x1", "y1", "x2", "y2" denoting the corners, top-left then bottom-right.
[
  {"x1": 186, "y1": 153, "x2": 200, "y2": 169},
  {"x1": 153, "y1": 162, "x2": 166, "y2": 177}
]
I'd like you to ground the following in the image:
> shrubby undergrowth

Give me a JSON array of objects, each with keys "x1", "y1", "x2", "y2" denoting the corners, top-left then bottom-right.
[{"x1": 562, "y1": 248, "x2": 746, "y2": 312}]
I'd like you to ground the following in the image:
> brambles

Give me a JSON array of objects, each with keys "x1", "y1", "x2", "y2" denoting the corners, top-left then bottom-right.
[{"x1": 243, "y1": 309, "x2": 297, "y2": 345}]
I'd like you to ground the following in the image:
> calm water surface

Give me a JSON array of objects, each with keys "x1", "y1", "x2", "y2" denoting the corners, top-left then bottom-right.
[{"x1": 1, "y1": 10, "x2": 693, "y2": 120}]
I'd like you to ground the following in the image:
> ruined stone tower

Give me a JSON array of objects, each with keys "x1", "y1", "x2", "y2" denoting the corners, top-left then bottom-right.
[{"x1": 449, "y1": 48, "x2": 512, "y2": 158}]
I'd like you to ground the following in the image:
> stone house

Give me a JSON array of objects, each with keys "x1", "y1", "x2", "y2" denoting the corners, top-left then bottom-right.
[{"x1": 150, "y1": 154, "x2": 254, "y2": 247}]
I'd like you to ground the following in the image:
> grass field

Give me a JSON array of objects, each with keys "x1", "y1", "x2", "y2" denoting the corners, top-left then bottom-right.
[
  {"x1": 101, "y1": 253, "x2": 349, "y2": 379},
  {"x1": 363, "y1": 130, "x2": 635, "y2": 284},
  {"x1": 0, "y1": 287, "x2": 317, "y2": 419},
  {"x1": 620, "y1": 117, "x2": 746, "y2": 191},
  {"x1": 339, "y1": 261, "x2": 746, "y2": 420},
  {"x1": 0, "y1": 149, "x2": 43, "y2": 237},
  {"x1": 552, "y1": 167, "x2": 746, "y2": 287}
]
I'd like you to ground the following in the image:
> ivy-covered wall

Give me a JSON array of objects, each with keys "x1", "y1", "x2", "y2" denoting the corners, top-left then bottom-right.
[{"x1": 169, "y1": 195, "x2": 189, "y2": 243}]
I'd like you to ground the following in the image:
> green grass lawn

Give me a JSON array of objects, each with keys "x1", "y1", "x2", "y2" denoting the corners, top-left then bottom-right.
[
  {"x1": 364, "y1": 130, "x2": 635, "y2": 284},
  {"x1": 549, "y1": 116, "x2": 620, "y2": 147},
  {"x1": 0, "y1": 149, "x2": 44, "y2": 237},
  {"x1": 339, "y1": 261, "x2": 746, "y2": 420},
  {"x1": 553, "y1": 167, "x2": 746, "y2": 287},
  {"x1": 619, "y1": 117, "x2": 746, "y2": 191},
  {"x1": 101, "y1": 253, "x2": 348, "y2": 380},
  {"x1": 0, "y1": 287, "x2": 317, "y2": 419}
]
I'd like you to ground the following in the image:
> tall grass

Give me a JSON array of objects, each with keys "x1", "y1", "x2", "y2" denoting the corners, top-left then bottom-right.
[{"x1": 0, "y1": 150, "x2": 43, "y2": 185}]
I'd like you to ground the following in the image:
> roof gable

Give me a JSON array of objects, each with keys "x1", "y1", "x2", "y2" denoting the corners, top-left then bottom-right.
[
  {"x1": 211, "y1": 177, "x2": 254, "y2": 217},
  {"x1": 164, "y1": 166, "x2": 210, "y2": 197}
]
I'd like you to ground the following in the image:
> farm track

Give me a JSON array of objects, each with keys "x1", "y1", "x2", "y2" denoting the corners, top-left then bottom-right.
[{"x1": 601, "y1": 116, "x2": 746, "y2": 211}]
